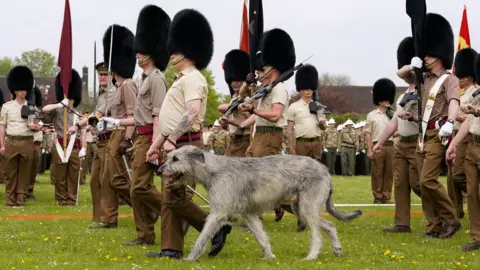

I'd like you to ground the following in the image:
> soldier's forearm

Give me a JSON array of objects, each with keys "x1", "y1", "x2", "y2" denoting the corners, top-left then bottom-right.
[
  {"x1": 118, "y1": 117, "x2": 135, "y2": 126},
  {"x1": 168, "y1": 100, "x2": 200, "y2": 142},
  {"x1": 366, "y1": 133, "x2": 372, "y2": 150},
  {"x1": 218, "y1": 104, "x2": 229, "y2": 113},
  {"x1": 448, "y1": 100, "x2": 460, "y2": 122},
  {"x1": 0, "y1": 125, "x2": 5, "y2": 148},
  {"x1": 153, "y1": 116, "x2": 159, "y2": 141},
  {"x1": 42, "y1": 104, "x2": 58, "y2": 113},
  {"x1": 377, "y1": 119, "x2": 398, "y2": 146},
  {"x1": 239, "y1": 115, "x2": 256, "y2": 129},
  {"x1": 451, "y1": 117, "x2": 470, "y2": 149},
  {"x1": 227, "y1": 118, "x2": 244, "y2": 127},
  {"x1": 125, "y1": 125, "x2": 135, "y2": 139}
]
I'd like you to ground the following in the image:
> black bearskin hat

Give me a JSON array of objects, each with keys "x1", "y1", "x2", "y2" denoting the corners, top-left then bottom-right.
[
  {"x1": 55, "y1": 69, "x2": 82, "y2": 108},
  {"x1": 254, "y1": 51, "x2": 263, "y2": 71},
  {"x1": 261, "y1": 29, "x2": 295, "y2": 73},
  {"x1": 103, "y1": 24, "x2": 136, "y2": 78},
  {"x1": 295, "y1": 64, "x2": 318, "y2": 91},
  {"x1": 454, "y1": 48, "x2": 478, "y2": 79},
  {"x1": 223, "y1": 49, "x2": 250, "y2": 85},
  {"x1": 424, "y1": 13, "x2": 454, "y2": 69},
  {"x1": 372, "y1": 78, "x2": 396, "y2": 106},
  {"x1": 33, "y1": 86, "x2": 43, "y2": 107},
  {"x1": 397, "y1": 37, "x2": 415, "y2": 69},
  {"x1": 7, "y1": 66, "x2": 34, "y2": 94},
  {"x1": 0, "y1": 89, "x2": 4, "y2": 106},
  {"x1": 474, "y1": 54, "x2": 480, "y2": 85},
  {"x1": 134, "y1": 5, "x2": 171, "y2": 71},
  {"x1": 167, "y1": 9, "x2": 214, "y2": 70}
]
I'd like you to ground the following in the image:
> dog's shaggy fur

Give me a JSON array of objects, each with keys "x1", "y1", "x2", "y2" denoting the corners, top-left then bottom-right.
[{"x1": 159, "y1": 145, "x2": 362, "y2": 261}]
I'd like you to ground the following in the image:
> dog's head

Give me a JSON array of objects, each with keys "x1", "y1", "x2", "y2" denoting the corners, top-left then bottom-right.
[{"x1": 158, "y1": 145, "x2": 206, "y2": 185}]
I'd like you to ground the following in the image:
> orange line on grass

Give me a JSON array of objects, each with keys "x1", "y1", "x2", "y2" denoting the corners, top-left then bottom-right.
[{"x1": 0, "y1": 212, "x2": 430, "y2": 220}]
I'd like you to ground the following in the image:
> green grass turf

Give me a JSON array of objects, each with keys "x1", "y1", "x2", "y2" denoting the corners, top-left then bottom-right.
[{"x1": 0, "y1": 172, "x2": 478, "y2": 269}]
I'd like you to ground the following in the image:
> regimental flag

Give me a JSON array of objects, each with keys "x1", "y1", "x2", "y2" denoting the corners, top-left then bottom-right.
[
  {"x1": 248, "y1": 0, "x2": 264, "y2": 73},
  {"x1": 453, "y1": 5, "x2": 471, "y2": 75},
  {"x1": 239, "y1": 0, "x2": 249, "y2": 53},
  {"x1": 58, "y1": 0, "x2": 72, "y2": 97}
]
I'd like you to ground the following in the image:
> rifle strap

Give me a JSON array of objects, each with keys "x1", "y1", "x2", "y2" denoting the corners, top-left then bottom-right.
[{"x1": 418, "y1": 74, "x2": 449, "y2": 151}]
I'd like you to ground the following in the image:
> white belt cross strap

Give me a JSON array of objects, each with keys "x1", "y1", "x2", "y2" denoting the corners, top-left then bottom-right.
[
  {"x1": 418, "y1": 74, "x2": 449, "y2": 151},
  {"x1": 55, "y1": 135, "x2": 76, "y2": 163}
]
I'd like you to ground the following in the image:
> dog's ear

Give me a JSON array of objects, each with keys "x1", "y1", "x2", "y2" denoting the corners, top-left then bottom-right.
[{"x1": 188, "y1": 148, "x2": 205, "y2": 164}]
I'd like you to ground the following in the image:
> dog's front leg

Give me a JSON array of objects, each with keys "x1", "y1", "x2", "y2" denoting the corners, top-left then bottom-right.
[
  {"x1": 244, "y1": 214, "x2": 276, "y2": 259},
  {"x1": 185, "y1": 214, "x2": 224, "y2": 261}
]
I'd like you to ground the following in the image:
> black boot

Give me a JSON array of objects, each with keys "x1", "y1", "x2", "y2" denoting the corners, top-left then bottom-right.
[{"x1": 208, "y1": 224, "x2": 232, "y2": 257}]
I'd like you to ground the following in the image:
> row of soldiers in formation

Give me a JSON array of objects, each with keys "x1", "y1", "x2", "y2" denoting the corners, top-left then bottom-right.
[{"x1": 1, "y1": 5, "x2": 480, "y2": 259}]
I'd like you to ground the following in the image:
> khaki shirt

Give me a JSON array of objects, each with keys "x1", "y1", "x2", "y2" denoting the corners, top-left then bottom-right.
[
  {"x1": 228, "y1": 93, "x2": 250, "y2": 135},
  {"x1": 111, "y1": 79, "x2": 138, "y2": 119},
  {"x1": 323, "y1": 126, "x2": 338, "y2": 148},
  {"x1": 366, "y1": 109, "x2": 393, "y2": 142},
  {"x1": 422, "y1": 71, "x2": 460, "y2": 121},
  {"x1": 255, "y1": 82, "x2": 289, "y2": 128},
  {"x1": 469, "y1": 114, "x2": 480, "y2": 135},
  {"x1": 86, "y1": 131, "x2": 93, "y2": 143},
  {"x1": 96, "y1": 86, "x2": 116, "y2": 116},
  {"x1": 395, "y1": 90, "x2": 419, "y2": 137},
  {"x1": 135, "y1": 67, "x2": 168, "y2": 126},
  {"x1": 454, "y1": 84, "x2": 476, "y2": 130},
  {"x1": 159, "y1": 66, "x2": 208, "y2": 136},
  {"x1": 45, "y1": 108, "x2": 80, "y2": 139},
  {"x1": 0, "y1": 100, "x2": 35, "y2": 136},
  {"x1": 287, "y1": 99, "x2": 322, "y2": 138},
  {"x1": 338, "y1": 127, "x2": 357, "y2": 148}
]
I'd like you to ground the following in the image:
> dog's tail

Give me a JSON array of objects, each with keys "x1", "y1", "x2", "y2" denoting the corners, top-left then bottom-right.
[{"x1": 326, "y1": 183, "x2": 362, "y2": 221}]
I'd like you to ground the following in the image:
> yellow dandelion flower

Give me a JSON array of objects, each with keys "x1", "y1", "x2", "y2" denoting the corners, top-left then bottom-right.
[
  {"x1": 384, "y1": 250, "x2": 391, "y2": 256},
  {"x1": 128, "y1": 256, "x2": 132, "y2": 259},
  {"x1": 411, "y1": 261, "x2": 417, "y2": 264},
  {"x1": 401, "y1": 243, "x2": 406, "y2": 246},
  {"x1": 391, "y1": 255, "x2": 396, "y2": 259},
  {"x1": 35, "y1": 266, "x2": 38, "y2": 269},
  {"x1": 105, "y1": 255, "x2": 110, "y2": 259},
  {"x1": 12, "y1": 267, "x2": 16, "y2": 270},
  {"x1": 43, "y1": 237, "x2": 48, "y2": 241},
  {"x1": 400, "y1": 256, "x2": 405, "y2": 259},
  {"x1": 456, "y1": 262, "x2": 462, "y2": 265},
  {"x1": 460, "y1": 256, "x2": 465, "y2": 259},
  {"x1": 463, "y1": 265, "x2": 467, "y2": 268},
  {"x1": 39, "y1": 222, "x2": 43, "y2": 225},
  {"x1": 246, "y1": 237, "x2": 249, "y2": 241},
  {"x1": 27, "y1": 248, "x2": 31, "y2": 252},
  {"x1": 21, "y1": 260, "x2": 24, "y2": 264},
  {"x1": 276, "y1": 262, "x2": 280, "y2": 265},
  {"x1": 56, "y1": 237, "x2": 61, "y2": 240},
  {"x1": 317, "y1": 261, "x2": 322, "y2": 265}
]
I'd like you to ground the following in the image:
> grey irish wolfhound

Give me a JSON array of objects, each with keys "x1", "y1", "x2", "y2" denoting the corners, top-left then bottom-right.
[{"x1": 158, "y1": 145, "x2": 362, "y2": 261}]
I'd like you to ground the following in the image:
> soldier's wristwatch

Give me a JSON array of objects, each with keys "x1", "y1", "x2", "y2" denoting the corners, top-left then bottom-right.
[
  {"x1": 447, "y1": 119, "x2": 454, "y2": 124},
  {"x1": 248, "y1": 107, "x2": 255, "y2": 115}
]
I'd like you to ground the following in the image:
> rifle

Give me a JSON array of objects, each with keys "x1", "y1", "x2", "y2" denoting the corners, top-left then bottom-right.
[
  {"x1": 222, "y1": 55, "x2": 314, "y2": 118},
  {"x1": 406, "y1": 0, "x2": 426, "y2": 135},
  {"x1": 466, "y1": 87, "x2": 480, "y2": 117}
]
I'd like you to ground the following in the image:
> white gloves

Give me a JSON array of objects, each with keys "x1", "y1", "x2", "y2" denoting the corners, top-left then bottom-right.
[
  {"x1": 209, "y1": 150, "x2": 214, "y2": 154},
  {"x1": 362, "y1": 149, "x2": 366, "y2": 153},
  {"x1": 336, "y1": 148, "x2": 340, "y2": 153},
  {"x1": 323, "y1": 148, "x2": 328, "y2": 152},
  {"x1": 101, "y1": 117, "x2": 120, "y2": 127},
  {"x1": 96, "y1": 120, "x2": 105, "y2": 131},
  {"x1": 41, "y1": 149, "x2": 46, "y2": 154},
  {"x1": 79, "y1": 148, "x2": 86, "y2": 158},
  {"x1": 439, "y1": 121, "x2": 453, "y2": 137},
  {"x1": 356, "y1": 152, "x2": 360, "y2": 155},
  {"x1": 56, "y1": 98, "x2": 69, "y2": 108},
  {"x1": 410, "y1": 57, "x2": 423, "y2": 69}
]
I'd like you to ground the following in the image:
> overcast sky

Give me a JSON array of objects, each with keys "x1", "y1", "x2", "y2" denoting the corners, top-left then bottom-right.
[{"x1": 1, "y1": 0, "x2": 479, "y2": 95}]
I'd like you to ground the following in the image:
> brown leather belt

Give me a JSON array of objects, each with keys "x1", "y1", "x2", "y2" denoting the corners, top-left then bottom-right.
[
  {"x1": 231, "y1": 134, "x2": 250, "y2": 142},
  {"x1": 296, "y1": 137, "x2": 320, "y2": 142},
  {"x1": 399, "y1": 134, "x2": 418, "y2": 143},
  {"x1": 6, "y1": 135, "x2": 33, "y2": 141}
]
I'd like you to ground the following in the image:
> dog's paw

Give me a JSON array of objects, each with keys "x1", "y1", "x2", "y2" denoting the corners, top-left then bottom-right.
[
  {"x1": 333, "y1": 247, "x2": 343, "y2": 258},
  {"x1": 303, "y1": 254, "x2": 318, "y2": 261},
  {"x1": 183, "y1": 256, "x2": 196, "y2": 262},
  {"x1": 263, "y1": 253, "x2": 276, "y2": 260}
]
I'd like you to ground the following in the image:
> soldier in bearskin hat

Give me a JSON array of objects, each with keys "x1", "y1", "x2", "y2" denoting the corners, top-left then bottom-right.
[
  {"x1": 101, "y1": 4, "x2": 170, "y2": 244},
  {"x1": 26, "y1": 86, "x2": 44, "y2": 201},
  {"x1": 237, "y1": 28, "x2": 295, "y2": 222},
  {"x1": 284, "y1": 63, "x2": 326, "y2": 232},
  {"x1": 447, "y1": 52, "x2": 480, "y2": 251},
  {"x1": 42, "y1": 69, "x2": 85, "y2": 206},
  {"x1": 88, "y1": 24, "x2": 138, "y2": 228},
  {"x1": 217, "y1": 49, "x2": 252, "y2": 157},
  {"x1": 448, "y1": 48, "x2": 478, "y2": 219},
  {"x1": 373, "y1": 37, "x2": 422, "y2": 233},
  {"x1": 0, "y1": 66, "x2": 41, "y2": 207},
  {"x1": 0, "y1": 89, "x2": 5, "y2": 184},
  {"x1": 365, "y1": 78, "x2": 396, "y2": 204},
  {"x1": 146, "y1": 8, "x2": 231, "y2": 259},
  {"x1": 398, "y1": 13, "x2": 462, "y2": 238}
]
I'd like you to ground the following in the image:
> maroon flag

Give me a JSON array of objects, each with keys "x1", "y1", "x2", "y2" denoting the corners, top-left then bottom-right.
[{"x1": 58, "y1": 0, "x2": 72, "y2": 98}]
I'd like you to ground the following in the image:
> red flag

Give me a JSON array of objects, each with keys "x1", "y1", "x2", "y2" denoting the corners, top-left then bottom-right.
[
  {"x1": 58, "y1": 0, "x2": 72, "y2": 98},
  {"x1": 452, "y1": 5, "x2": 470, "y2": 75},
  {"x1": 239, "y1": 0, "x2": 249, "y2": 53}
]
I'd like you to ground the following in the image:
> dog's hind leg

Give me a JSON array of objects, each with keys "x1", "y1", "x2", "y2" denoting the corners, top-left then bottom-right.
[
  {"x1": 298, "y1": 193, "x2": 322, "y2": 260},
  {"x1": 185, "y1": 214, "x2": 224, "y2": 261},
  {"x1": 244, "y1": 214, "x2": 276, "y2": 259},
  {"x1": 319, "y1": 217, "x2": 343, "y2": 257}
]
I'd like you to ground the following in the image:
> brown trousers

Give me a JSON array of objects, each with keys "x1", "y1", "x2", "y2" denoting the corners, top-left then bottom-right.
[
  {"x1": 90, "y1": 140, "x2": 107, "y2": 222},
  {"x1": 27, "y1": 143, "x2": 41, "y2": 197},
  {"x1": 246, "y1": 130, "x2": 283, "y2": 157},
  {"x1": 393, "y1": 139, "x2": 421, "y2": 226},
  {"x1": 465, "y1": 136, "x2": 480, "y2": 244},
  {"x1": 161, "y1": 139, "x2": 208, "y2": 251},
  {"x1": 371, "y1": 143, "x2": 394, "y2": 202},
  {"x1": 0, "y1": 153, "x2": 5, "y2": 184},
  {"x1": 101, "y1": 129, "x2": 132, "y2": 224},
  {"x1": 4, "y1": 138, "x2": 35, "y2": 206},
  {"x1": 52, "y1": 144, "x2": 80, "y2": 205},
  {"x1": 225, "y1": 135, "x2": 250, "y2": 157},
  {"x1": 450, "y1": 131, "x2": 468, "y2": 212},
  {"x1": 131, "y1": 135, "x2": 162, "y2": 242},
  {"x1": 80, "y1": 142, "x2": 91, "y2": 184},
  {"x1": 295, "y1": 138, "x2": 322, "y2": 160},
  {"x1": 416, "y1": 129, "x2": 458, "y2": 233}
]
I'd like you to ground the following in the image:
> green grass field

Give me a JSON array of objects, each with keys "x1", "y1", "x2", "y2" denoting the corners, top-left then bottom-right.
[{"x1": 0, "y1": 172, "x2": 477, "y2": 270}]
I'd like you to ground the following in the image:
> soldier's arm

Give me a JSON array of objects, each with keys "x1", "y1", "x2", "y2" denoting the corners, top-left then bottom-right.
[
  {"x1": 0, "y1": 106, "x2": 6, "y2": 150},
  {"x1": 238, "y1": 114, "x2": 257, "y2": 129},
  {"x1": 397, "y1": 65, "x2": 414, "y2": 80},
  {"x1": 337, "y1": 131, "x2": 342, "y2": 149},
  {"x1": 253, "y1": 103, "x2": 284, "y2": 122},
  {"x1": 218, "y1": 103, "x2": 229, "y2": 113},
  {"x1": 445, "y1": 77, "x2": 460, "y2": 124},
  {"x1": 376, "y1": 117, "x2": 398, "y2": 146},
  {"x1": 151, "y1": 75, "x2": 168, "y2": 142},
  {"x1": 168, "y1": 99, "x2": 202, "y2": 142}
]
